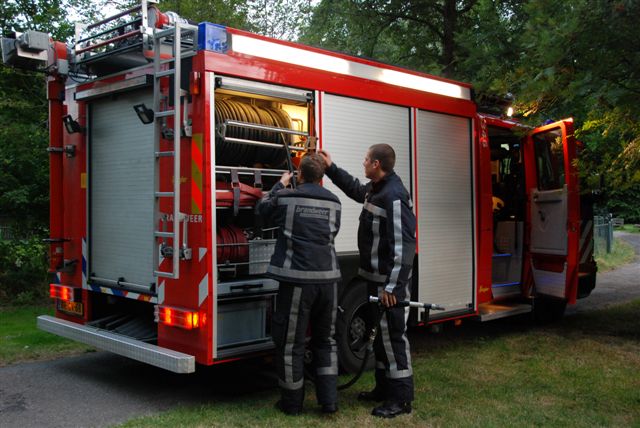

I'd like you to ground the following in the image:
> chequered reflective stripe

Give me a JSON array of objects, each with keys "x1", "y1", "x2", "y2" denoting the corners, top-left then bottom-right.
[
  {"x1": 191, "y1": 133, "x2": 203, "y2": 214},
  {"x1": 158, "y1": 280, "x2": 165, "y2": 305},
  {"x1": 87, "y1": 284, "x2": 157, "y2": 303},
  {"x1": 82, "y1": 238, "x2": 87, "y2": 288},
  {"x1": 580, "y1": 219, "x2": 594, "y2": 264},
  {"x1": 198, "y1": 273, "x2": 208, "y2": 306}
]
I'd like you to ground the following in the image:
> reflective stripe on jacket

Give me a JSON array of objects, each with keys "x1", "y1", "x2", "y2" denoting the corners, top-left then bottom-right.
[
  {"x1": 326, "y1": 164, "x2": 415, "y2": 293},
  {"x1": 256, "y1": 182, "x2": 342, "y2": 284}
]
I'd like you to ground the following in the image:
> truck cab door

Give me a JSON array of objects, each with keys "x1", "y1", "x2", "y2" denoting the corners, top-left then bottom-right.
[{"x1": 524, "y1": 119, "x2": 580, "y2": 303}]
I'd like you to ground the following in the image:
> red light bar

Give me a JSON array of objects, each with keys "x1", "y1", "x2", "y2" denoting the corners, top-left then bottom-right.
[
  {"x1": 49, "y1": 284, "x2": 79, "y2": 302},
  {"x1": 155, "y1": 305, "x2": 204, "y2": 330}
]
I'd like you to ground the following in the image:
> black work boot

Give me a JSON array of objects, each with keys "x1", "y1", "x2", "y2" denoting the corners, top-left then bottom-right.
[{"x1": 371, "y1": 401, "x2": 412, "y2": 418}]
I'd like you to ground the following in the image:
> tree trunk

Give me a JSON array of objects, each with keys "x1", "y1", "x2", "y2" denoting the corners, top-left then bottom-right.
[{"x1": 442, "y1": 0, "x2": 457, "y2": 77}]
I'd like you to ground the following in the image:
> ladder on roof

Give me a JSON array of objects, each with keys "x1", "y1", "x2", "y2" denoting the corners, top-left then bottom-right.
[{"x1": 151, "y1": 21, "x2": 198, "y2": 280}]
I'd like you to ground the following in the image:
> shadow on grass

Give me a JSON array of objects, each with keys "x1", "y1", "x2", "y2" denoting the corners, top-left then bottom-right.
[{"x1": 408, "y1": 299, "x2": 640, "y2": 356}]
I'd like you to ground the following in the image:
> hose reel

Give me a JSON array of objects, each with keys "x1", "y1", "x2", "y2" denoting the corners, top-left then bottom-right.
[{"x1": 214, "y1": 99, "x2": 294, "y2": 167}]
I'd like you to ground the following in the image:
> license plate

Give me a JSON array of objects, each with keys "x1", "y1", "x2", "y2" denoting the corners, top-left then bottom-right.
[{"x1": 57, "y1": 299, "x2": 84, "y2": 316}]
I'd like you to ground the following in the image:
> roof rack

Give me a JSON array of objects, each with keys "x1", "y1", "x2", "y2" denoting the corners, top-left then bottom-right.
[{"x1": 71, "y1": 0, "x2": 194, "y2": 77}]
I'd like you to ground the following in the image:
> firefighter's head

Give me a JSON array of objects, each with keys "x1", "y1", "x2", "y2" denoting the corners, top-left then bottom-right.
[
  {"x1": 364, "y1": 143, "x2": 395, "y2": 181},
  {"x1": 298, "y1": 153, "x2": 325, "y2": 184}
]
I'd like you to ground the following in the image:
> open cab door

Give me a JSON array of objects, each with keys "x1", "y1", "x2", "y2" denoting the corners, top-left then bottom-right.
[{"x1": 525, "y1": 119, "x2": 580, "y2": 304}]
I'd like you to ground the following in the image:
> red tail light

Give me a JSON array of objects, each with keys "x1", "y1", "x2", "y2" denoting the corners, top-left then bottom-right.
[
  {"x1": 49, "y1": 284, "x2": 78, "y2": 302},
  {"x1": 155, "y1": 305, "x2": 204, "y2": 330}
]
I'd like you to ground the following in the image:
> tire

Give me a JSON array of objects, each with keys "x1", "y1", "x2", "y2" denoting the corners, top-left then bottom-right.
[
  {"x1": 336, "y1": 280, "x2": 375, "y2": 373},
  {"x1": 534, "y1": 297, "x2": 567, "y2": 323}
]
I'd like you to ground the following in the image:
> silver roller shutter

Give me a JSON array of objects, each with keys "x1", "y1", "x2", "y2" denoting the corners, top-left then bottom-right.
[
  {"x1": 89, "y1": 90, "x2": 155, "y2": 289},
  {"x1": 416, "y1": 110, "x2": 474, "y2": 313},
  {"x1": 321, "y1": 94, "x2": 411, "y2": 253}
]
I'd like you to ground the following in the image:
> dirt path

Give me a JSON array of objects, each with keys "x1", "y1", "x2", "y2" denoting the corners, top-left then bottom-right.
[{"x1": 568, "y1": 232, "x2": 640, "y2": 315}]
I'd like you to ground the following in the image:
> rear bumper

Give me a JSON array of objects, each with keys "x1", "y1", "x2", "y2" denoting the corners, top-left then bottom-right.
[{"x1": 37, "y1": 315, "x2": 195, "y2": 373}]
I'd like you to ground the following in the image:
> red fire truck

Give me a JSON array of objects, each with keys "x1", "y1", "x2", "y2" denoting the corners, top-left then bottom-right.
[{"x1": 1, "y1": 0, "x2": 596, "y2": 373}]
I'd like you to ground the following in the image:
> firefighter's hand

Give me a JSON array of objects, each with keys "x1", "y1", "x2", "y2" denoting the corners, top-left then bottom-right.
[
  {"x1": 280, "y1": 172, "x2": 293, "y2": 187},
  {"x1": 381, "y1": 290, "x2": 396, "y2": 308},
  {"x1": 318, "y1": 150, "x2": 332, "y2": 168}
]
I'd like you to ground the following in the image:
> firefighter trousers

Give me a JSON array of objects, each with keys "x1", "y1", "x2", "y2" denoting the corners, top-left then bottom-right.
[
  {"x1": 272, "y1": 281, "x2": 338, "y2": 409},
  {"x1": 368, "y1": 281, "x2": 414, "y2": 403}
]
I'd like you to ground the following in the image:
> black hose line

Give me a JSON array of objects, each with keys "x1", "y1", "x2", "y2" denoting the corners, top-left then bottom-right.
[{"x1": 303, "y1": 298, "x2": 444, "y2": 391}]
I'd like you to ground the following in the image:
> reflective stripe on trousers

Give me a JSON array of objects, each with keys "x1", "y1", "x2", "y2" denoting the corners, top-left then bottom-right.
[{"x1": 274, "y1": 282, "x2": 338, "y2": 407}]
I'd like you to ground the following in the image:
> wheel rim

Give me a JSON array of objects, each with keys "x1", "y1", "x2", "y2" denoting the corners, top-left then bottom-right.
[{"x1": 347, "y1": 301, "x2": 370, "y2": 361}]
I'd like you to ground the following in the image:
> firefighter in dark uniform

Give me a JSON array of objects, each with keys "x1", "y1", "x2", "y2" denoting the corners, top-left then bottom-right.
[
  {"x1": 256, "y1": 153, "x2": 342, "y2": 415},
  {"x1": 319, "y1": 144, "x2": 416, "y2": 418}
]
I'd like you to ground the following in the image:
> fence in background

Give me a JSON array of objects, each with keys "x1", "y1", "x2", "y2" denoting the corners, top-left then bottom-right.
[{"x1": 594, "y1": 215, "x2": 624, "y2": 254}]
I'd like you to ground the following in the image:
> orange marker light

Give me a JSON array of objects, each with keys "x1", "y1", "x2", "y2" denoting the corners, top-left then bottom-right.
[{"x1": 155, "y1": 305, "x2": 202, "y2": 330}]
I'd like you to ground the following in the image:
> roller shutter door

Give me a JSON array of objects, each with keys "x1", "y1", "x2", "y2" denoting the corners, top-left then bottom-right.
[
  {"x1": 89, "y1": 90, "x2": 155, "y2": 288},
  {"x1": 416, "y1": 111, "x2": 474, "y2": 313},
  {"x1": 321, "y1": 94, "x2": 411, "y2": 253}
]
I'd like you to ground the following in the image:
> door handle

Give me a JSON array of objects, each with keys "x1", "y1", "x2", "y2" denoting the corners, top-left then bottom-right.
[{"x1": 538, "y1": 210, "x2": 546, "y2": 222}]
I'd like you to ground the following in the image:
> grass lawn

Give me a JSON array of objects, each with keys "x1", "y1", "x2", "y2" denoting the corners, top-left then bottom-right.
[
  {"x1": 0, "y1": 305, "x2": 94, "y2": 365},
  {"x1": 596, "y1": 237, "x2": 636, "y2": 272},
  {"x1": 614, "y1": 224, "x2": 640, "y2": 233},
  {"x1": 118, "y1": 299, "x2": 640, "y2": 427}
]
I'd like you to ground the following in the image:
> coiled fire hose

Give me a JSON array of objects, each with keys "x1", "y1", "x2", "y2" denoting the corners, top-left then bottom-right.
[{"x1": 304, "y1": 296, "x2": 445, "y2": 390}]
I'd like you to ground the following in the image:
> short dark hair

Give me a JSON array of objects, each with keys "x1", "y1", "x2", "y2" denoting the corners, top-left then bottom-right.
[
  {"x1": 299, "y1": 153, "x2": 325, "y2": 183},
  {"x1": 368, "y1": 144, "x2": 396, "y2": 172}
]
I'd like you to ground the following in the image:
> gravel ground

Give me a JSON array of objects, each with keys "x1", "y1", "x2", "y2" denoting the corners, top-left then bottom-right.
[{"x1": 568, "y1": 231, "x2": 640, "y2": 315}]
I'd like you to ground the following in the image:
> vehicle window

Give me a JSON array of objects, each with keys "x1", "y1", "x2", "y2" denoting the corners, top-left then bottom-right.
[{"x1": 533, "y1": 128, "x2": 565, "y2": 190}]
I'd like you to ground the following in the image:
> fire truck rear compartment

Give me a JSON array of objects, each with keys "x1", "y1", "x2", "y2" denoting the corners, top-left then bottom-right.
[
  {"x1": 87, "y1": 293, "x2": 157, "y2": 342},
  {"x1": 489, "y1": 127, "x2": 526, "y2": 300},
  {"x1": 212, "y1": 84, "x2": 311, "y2": 358}
]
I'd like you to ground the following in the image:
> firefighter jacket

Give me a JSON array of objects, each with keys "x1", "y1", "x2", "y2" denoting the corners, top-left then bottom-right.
[
  {"x1": 256, "y1": 182, "x2": 342, "y2": 284},
  {"x1": 326, "y1": 164, "x2": 416, "y2": 294}
]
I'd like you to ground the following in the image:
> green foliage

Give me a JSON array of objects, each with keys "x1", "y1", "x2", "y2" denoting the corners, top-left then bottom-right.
[
  {"x1": 456, "y1": 0, "x2": 640, "y2": 221},
  {"x1": 303, "y1": 0, "x2": 639, "y2": 220},
  {"x1": 0, "y1": 237, "x2": 49, "y2": 305},
  {"x1": 247, "y1": 0, "x2": 314, "y2": 40},
  {"x1": 300, "y1": 0, "x2": 479, "y2": 76},
  {"x1": 158, "y1": 0, "x2": 252, "y2": 29},
  {"x1": 0, "y1": 0, "x2": 105, "y2": 235}
]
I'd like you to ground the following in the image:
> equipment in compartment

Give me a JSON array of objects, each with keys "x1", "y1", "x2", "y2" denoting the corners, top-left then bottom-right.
[
  {"x1": 217, "y1": 225, "x2": 249, "y2": 264},
  {"x1": 489, "y1": 127, "x2": 526, "y2": 298},
  {"x1": 214, "y1": 98, "x2": 294, "y2": 167}
]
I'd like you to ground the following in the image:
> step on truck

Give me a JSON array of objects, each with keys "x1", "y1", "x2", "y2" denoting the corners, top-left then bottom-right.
[{"x1": 1, "y1": 0, "x2": 597, "y2": 373}]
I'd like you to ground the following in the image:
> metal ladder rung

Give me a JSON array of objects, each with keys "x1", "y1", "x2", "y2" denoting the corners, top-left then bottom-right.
[
  {"x1": 154, "y1": 231, "x2": 175, "y2": 238},
  {"x1": 154, "y1": 270, "x2": 176, "y2": 279},
  {"x1": 155, "y1": 69, "x2": 175, "y2": 78},
  {"x1": 155, "y1": 110, "x2": 175, "y2": 118},
  {"x1": 152, "y1": 23, "x2": 199, "y2": 281}
]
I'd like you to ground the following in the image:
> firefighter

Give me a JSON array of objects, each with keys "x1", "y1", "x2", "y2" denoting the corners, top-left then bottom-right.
[
  {"x1": 319, "y1": 145, "x2": 416, "y2": 418},
  {"x1": 256, "y1": 153, "x2": 342, "y2": 415}
]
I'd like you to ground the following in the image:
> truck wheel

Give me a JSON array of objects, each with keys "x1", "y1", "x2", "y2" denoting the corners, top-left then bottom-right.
[
  {"x1": 534, "y1": 297, "x2": 567, "y2": 323},
  {"x1": 336, "y1": 280, "x2": 375, "y2": 373}
]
